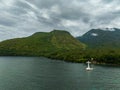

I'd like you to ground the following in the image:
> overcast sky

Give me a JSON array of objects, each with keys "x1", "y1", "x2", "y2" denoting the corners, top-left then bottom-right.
[{"x1": 0, "y1": 0, "x2": 120, "y2": 41}]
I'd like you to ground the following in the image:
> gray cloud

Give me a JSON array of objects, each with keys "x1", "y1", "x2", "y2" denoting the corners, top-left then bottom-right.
[{"x1": 0, "y1": 0, "x2": 120, "y2": 41}]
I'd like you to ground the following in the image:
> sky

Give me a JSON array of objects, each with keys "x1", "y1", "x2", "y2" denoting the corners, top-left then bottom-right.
[{"x1": 0, "y1": 0, "x2": 120, "y2": 41}]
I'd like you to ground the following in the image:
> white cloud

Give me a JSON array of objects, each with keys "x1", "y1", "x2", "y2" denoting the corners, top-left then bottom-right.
[
  {"x1": 61, "y1": 19, "x2": 79, "y2": 27},
  {"x1": 91, "y1": 33, "x2": 98, "y2": 36},
  {"x1": 0, "y1": 0, "x2": 15, "y2": 7},
  {"x1": 0, "y1": 0, "x2": 120, "y2": 41},
  {"x1": 21, "y1": 0, "x2": 39, "y2": 11},
  {"x1": 51, "y1": 5, "x2": 61, "y2": 14}
]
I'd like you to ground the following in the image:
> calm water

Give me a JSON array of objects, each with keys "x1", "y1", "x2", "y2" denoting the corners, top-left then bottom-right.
[{"x1": 0, "y1": 57, "x2": 119, "y2": 90}]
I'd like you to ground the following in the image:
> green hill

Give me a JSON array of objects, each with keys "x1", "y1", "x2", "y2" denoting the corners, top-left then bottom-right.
[
  {"x1": 77, "y1": 28, "x2": 120, "y2": 48},
  {"x1": 77, "y1": 28, "x2": 120, "y2": 64},
  {"x1": 0, "y1": 30, "x2": 86, "y2": 62}
]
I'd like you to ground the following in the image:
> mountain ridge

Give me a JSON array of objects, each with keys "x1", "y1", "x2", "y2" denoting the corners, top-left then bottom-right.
[
  {"x1": 0, "y1": 30, "x2": 86, "y2": 62},
  {"x1": 77, "y1": 28, "x2": 120, "y2": 48}
]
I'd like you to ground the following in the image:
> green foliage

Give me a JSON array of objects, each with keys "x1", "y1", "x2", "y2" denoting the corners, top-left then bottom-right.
[
  {"x1": 1, "y1": 29, "x2": 120, "y2": 64},
  {"x1": 76, "y1": 28, "x2": 120, "y2": 65},
  {"x1": 0, "y1": 30, "x2": 86, "y2": 62},
  {"x1": 77, "y1": 28, "x2": 120, "y2": 48},
  {"x1": 83, "y1": 48, "x2": 120, "y2": 64}
]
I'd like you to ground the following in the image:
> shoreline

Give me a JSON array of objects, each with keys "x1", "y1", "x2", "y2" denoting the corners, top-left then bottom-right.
[{"x1": 0, "y1": 55, "x2": 120, "y2": 66}]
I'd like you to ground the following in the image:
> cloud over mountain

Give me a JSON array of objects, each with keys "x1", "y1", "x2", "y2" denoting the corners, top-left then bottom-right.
[{"x1": 0, "y1": 0, "x2": 120, "y2": 41}]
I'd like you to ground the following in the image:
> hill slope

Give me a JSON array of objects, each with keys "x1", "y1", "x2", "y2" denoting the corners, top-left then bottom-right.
[
  {"x1": 77, "y1": 28, "x2": 120, "y2": 48},
  {"x1": 76, "y1": 28, "x2": 120, "y2": 64},
  {"x1": 0, "y1": 30, "x2": 86, "y2": 61}
]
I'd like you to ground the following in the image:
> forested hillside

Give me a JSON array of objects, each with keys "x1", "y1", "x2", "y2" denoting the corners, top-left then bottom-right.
[{"x1": 0, "y1": 30, "x2": 86, "y2": 62}]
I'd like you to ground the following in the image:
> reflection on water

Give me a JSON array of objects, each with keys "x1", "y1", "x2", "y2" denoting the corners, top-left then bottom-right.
[{"x1": 0, "y1": 57, "x2": 119, "y2": 90}]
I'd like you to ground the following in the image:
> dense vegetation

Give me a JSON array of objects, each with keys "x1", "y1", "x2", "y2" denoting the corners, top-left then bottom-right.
[
  {"x1": 77, "y1": 28, "x2": 120, "y2": 65},
  {"x1": 1, "y1": 29, "x2": 120, "y2": 65},
  {"x1": 77, "y1": 28, "x2": 120, "y2": 48},
  {"x1": 0, "y1": 30, "x2": 86, "y2": 62}
]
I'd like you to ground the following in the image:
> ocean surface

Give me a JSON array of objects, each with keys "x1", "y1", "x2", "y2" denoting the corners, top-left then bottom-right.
[{"x1": 0, "y1": 57, "x2": 119, "y2": 90}]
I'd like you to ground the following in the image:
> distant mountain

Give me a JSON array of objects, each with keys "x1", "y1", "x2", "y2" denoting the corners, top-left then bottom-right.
[
  {"x1": 77, "y1": 28, "x2": 120, "y2": 48},
  {"x1": 0, "y1": 30, "x2": 85, "y2": 57},
  {"x1": 1, "y1": 29, "x2": 120, "y2": 64}
]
